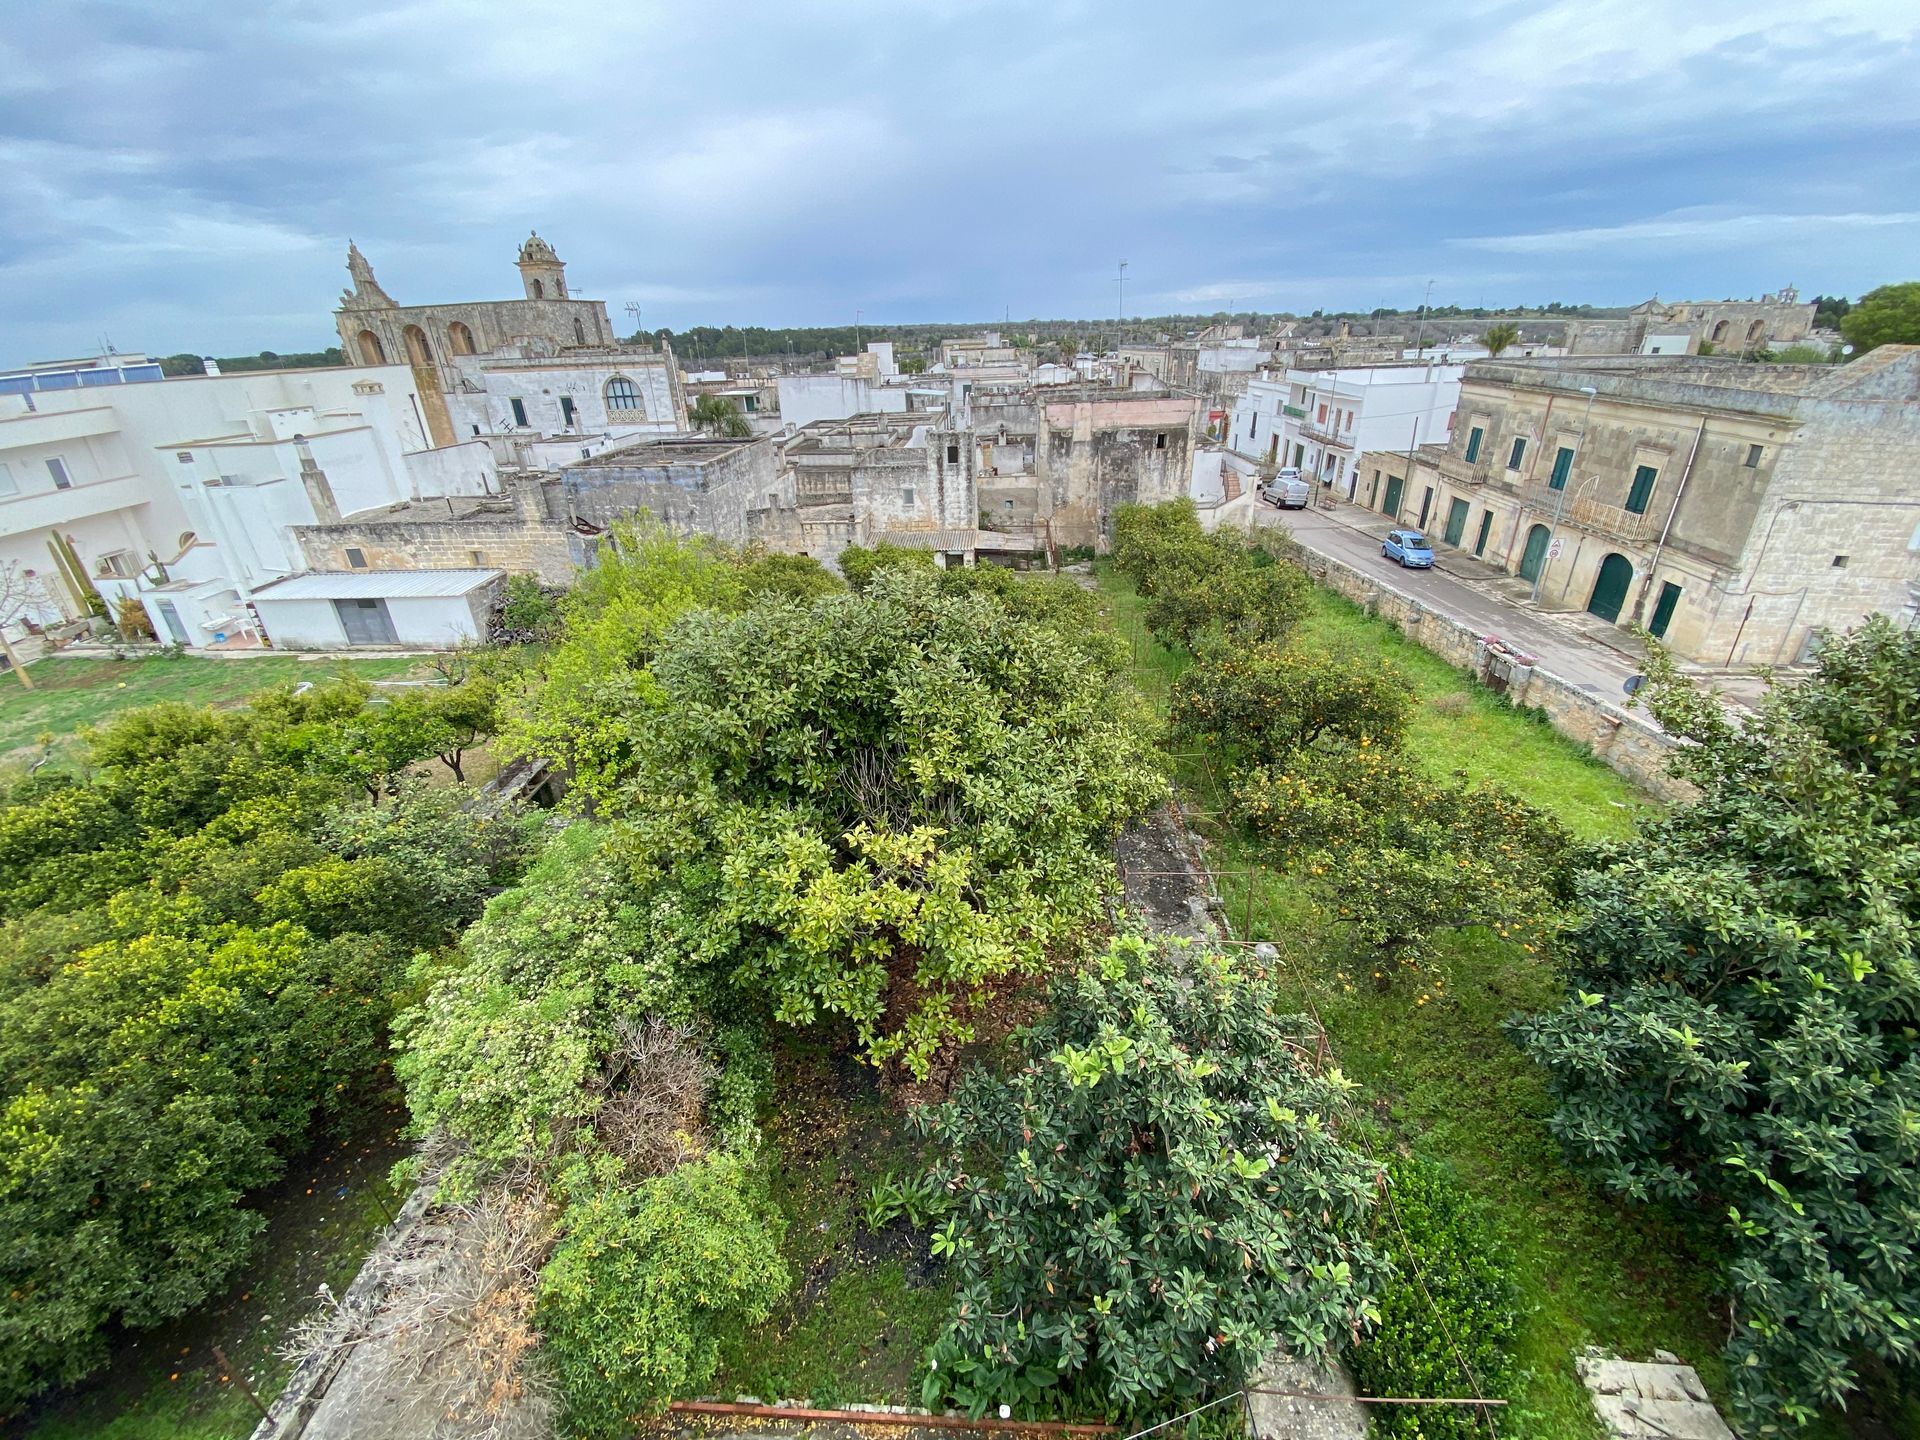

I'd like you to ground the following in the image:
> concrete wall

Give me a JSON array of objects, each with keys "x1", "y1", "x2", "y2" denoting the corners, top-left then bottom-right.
[
  {"x1": 295, "y1": 481, "x2": 578, "y2": 586},
  {"x1": 559, "y1": 437, "x2": 782, "y2": 546},
  {"x1": 254, "y1": 583, "x2": 500, "y2": 650},
  {"x1": 777, "y1": 375, "x2": 911, "y2": 429}
]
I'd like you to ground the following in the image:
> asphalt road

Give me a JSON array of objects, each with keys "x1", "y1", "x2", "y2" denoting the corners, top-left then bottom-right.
[{"x1": 1247, "y1": 501, "x2": 1645, "y2": 701}]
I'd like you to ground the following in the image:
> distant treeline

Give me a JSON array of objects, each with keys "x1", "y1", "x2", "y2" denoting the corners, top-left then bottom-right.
[{"x1": 159, "y1": 349, "x2": 344, "y2": 376}]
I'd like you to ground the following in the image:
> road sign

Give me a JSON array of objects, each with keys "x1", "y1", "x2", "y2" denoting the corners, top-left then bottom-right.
[
  {"x1": 1623, "y1": 674, "x2": 1646, "y2": 697},
  {"x1": 1546, "y1": 537, "x2": 1564, "y2": 559}
]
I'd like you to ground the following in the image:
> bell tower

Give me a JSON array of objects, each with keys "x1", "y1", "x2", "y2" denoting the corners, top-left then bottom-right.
[{"x1": 515, "y1": 230, "x2": 568, "y2": 301}]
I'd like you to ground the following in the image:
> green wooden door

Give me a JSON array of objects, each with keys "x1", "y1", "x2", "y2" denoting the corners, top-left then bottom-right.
[
  {"x1": 1473, "y1": 509, "x2": 1492, "y2": 557},
  {"x1": 1443, "y1": 497, "x2": 1470, "y2": 547},
  {"x1": 1519, "y1": 524, "x2": 1550, "y2": 582},
  {"x1": 1649, "y1": 580, "x2": 1682, "y2": 638},
  {"x1": 1382, "y1": 473, "x2": 1405, "y2": 518},
  {"x1": 1587, "y1": 552, "x2": 1633, "y2": 622}
]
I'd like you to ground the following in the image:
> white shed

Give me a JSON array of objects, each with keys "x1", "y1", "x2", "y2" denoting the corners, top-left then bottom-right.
[{"x1": 250, "y1": 569, "x2": 504, "y2": 650}]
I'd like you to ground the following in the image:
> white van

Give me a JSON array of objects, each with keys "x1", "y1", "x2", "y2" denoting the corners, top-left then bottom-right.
[{"x1": 1261, "y1": 468, "x2": 1309, "y2": 509}]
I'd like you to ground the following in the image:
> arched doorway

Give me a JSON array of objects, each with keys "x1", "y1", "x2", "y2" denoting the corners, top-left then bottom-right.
[
  {"x1": 1711, "y1": 320, "x2": 1730, "y2": 343},
  {"x1": 1587, "y1": 552, "x2": 1633, "y2": 622},
  {"x1": 572, "y1": 317, "x2": 586, "y2": 345},
  {"x1": 1747, "y1": 320, "x2": 1765, "y2": 346},
  {"x1": 403, "y1": 324, "x2": 434, "y2": 366},
  {"x1": 357, "y1": 329, "x2": 386, "y2": 364},
  {"x1": 448, "y1": 321, "x2": 476, "y2": 355},
  {"x1": 1518, "y1": 523, "x2": 1550, "y2": 582}
]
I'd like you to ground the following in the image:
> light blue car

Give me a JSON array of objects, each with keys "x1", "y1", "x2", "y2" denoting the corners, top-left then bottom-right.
[{"x1": 1383, "y1": 529, "x2": 1434, "y2": 568}]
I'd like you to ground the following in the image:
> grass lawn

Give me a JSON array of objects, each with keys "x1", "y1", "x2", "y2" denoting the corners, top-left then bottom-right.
[
  {"x1": 1092, "y1": 560, "x2": 1729, "y2": 1438},
  {"x1": 0, "y1": 655, "x2": 430, "y2": 771},
  {"x1": 710, "y1": 1042, "x2": 952, "y2": 1409}
]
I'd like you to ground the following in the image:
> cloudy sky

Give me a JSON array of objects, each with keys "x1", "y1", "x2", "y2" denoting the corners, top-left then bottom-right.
[{"x1": 3, "y1": 0, "x2": 1917, "y2": 363}]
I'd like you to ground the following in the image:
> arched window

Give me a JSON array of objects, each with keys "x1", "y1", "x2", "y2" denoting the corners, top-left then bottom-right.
[
  {"x1": 531, "y1": 278, "x2": 545, "y2": 299},
  {"x1": 1711, "y1": 320, "x2": 1730, "y2": 343},
  {"x1": 1747, "y1": 320, "x2": 1765, "y2": 344},
  {"x1": 448, "y1": 321, "x2": 476, "y2": 355},
  {"x1": 604, "y1": 376, "x2": 642, "y2": 415},
  {"x1": 402, "y1": 324, "x2": 433, "y2": 366},
  {"x1": 357, "y1": 329, "x2": 386, "y2": 364},
  {"x1": 573, "y1": 317, "x2": 586, "y2": 345}
]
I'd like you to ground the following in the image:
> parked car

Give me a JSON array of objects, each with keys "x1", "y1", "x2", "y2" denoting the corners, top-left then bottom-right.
[
  {"x1": 1382, "y1": 529, "x2": 1434, "y2": 568},
  {"x1": 1261, "y1": 468, "x2": 1310, "y2": 509}
]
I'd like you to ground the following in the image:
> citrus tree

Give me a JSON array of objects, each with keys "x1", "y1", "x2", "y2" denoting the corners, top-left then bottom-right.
[
  {"x1": 1513, "y1": 617, "x2": 1920, "y2": 1428},
  {"x1": 917, "y1": 934, "x2": 1387, "y2": 1418}
]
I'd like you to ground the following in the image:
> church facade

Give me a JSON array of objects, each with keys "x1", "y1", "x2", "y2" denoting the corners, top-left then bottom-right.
[{"x1": 333, "y1": 232, "x2": 625, "y2": 446}]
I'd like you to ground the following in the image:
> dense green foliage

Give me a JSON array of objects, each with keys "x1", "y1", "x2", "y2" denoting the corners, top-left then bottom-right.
[
  {"x1": 158, "y1": 349, "x2": 344, "y2": 377},
  {"x1": 538, "y1": 1152, "x2": 790, "y2": 1436},
  {"x1": 917, "y1": 934, "x2": 1386, "y2": 1418},
  {"x1": 609, "y1": 568, "x2": 1164, "y2": 1074},
  {"x1": 1837, "y1": 281, "x2": 1920, "y2": 353},
  {"x1": 1350, "y1": 1157, "x2": 1521, "y2": 1438},
  {"x1": 1515, "y1": 618, "x2": 1920, "y2": 1429},
  {"x1": 689, "y1": 393, "x2": 753, "y2": 438},
  {"x1": 0, "y1": 679, "x2": 532, "y2": 1413},
  {"x1": 1169, "y1": 642, "x2": 1412, "y2": 774},
  {"x1": 1111, "y1": 500, "x2": 1310, "y2": 651}
]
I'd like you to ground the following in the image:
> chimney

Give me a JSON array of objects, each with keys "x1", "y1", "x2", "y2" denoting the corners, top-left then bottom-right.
[{"x1": 293, "y1": 437, "x2": 342, "y2": 524}]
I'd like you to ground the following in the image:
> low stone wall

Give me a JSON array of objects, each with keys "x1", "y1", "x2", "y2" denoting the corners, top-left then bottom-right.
[{"x1": 1294, "y1": 547, "x2": 1690, "y2": 803}]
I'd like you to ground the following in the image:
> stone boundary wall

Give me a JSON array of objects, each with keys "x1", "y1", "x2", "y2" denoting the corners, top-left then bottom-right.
[{"x1": 1293, "y1": 548, "x2": 1690, "y2": 803}]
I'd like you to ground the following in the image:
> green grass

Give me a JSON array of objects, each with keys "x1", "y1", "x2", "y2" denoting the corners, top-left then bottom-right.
[
  {"x1": 0, "y1": 655, "x2": 430, "y2": 770},
  {"x1": 711, "y1": 1042, "x2": 951, "y2": 1408},
  {"x1": 1094, "y1": 560, "x2": 1651, "y2": 843},
  {"x1": 1093, "y1": 560, "x2": 1730, "y2": 1437}
]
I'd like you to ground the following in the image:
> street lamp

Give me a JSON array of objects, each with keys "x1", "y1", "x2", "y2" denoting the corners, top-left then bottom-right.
[{"x1": 1531, "y1": 384, "x2": 1598, "y2": 605}]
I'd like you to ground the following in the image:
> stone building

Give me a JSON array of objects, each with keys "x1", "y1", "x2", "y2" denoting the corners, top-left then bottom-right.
[
  {"x1": 556, "y1": 434, "x2": 789, "y2": 550},
  {"x1": 293, "y1": 475, "x2": 587, "y2": 586},
  {"x1": 782, "y1": 413, "x2": 977, "y2": 566},
  {"x1": 1357, "y1": 347, "x2": 1920, "y2": 667},
  {"x1": 1565, "y1": 288, "x2": 1819, "y2": 357},
  {"x1": 1033, "y1": 386, "x2": 1201, "y2": 549},
  {"x1": 333, "y1": 233, "x2": 625, "y2": 446}
]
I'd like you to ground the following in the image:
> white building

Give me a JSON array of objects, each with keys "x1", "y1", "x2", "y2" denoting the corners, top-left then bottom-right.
[
  {"x1": 1228, "y1": 364, "x2": 1463, "y2": 502},
  {"x1": 0, "y1": 353, "x2": 505, "y2": 650},
  {"x1": 249, "y1": 568, "x2": 503, "y2": 649}
]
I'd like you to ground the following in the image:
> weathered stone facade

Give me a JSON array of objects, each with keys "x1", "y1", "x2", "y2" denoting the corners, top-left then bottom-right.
[
  {"x1": 1034, "y1": 387, "x2": 1201, "y2": 549},
  {"x1": 1359, "y1": 347, "x2": 1920, "y2": 667},
  {"x1": 333, "y1": 233, "x2": 619, "y2": 447},
  {"x1": 558, "y1": 434, "x2": 789, "y2": 549},
  {"x1": 292, "y1": 476, "x2": 586, "y2": 586},
  {"x1": 1566, "y1": 288, "x2": 1818, "y2": 356}
]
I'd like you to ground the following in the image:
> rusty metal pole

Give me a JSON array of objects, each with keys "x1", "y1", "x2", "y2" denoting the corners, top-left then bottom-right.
[{"x1": 212, "y1": 1344, "x2": 273, "y2": 1425}]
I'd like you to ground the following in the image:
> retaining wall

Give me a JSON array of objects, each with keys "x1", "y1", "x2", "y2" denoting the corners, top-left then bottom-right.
[{"x1": 1294, "y1": 547, "x2": 1690, "y2": 803}]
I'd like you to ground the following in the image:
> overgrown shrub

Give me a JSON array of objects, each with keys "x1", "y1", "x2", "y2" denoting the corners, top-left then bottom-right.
[
  {"x1": 1514, "y1": 618, "x2": 1920, "y2": 1427},
  {"x1": 836, "y1": 541, "x2": 936, "y2": 592},
  {"x1": 1169, "y1": 642, "x2": 1411, "y2": 776},
  {"x1": 538, "y1": 1152, "x2": 791, "y2": 1437},
  {"x1": 1350, "y1": 1157, "x2": 1521, "y2": 1438},
  {"x1": 1111, "y1": 500, "x2": 1311, "y2": 651},
  {"x1": 917, "y1": 933, "x2": 1387, "y2": 1419}
]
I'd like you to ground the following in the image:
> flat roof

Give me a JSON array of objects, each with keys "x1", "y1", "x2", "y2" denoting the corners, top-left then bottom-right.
[{"x1": 252, "y1": 568, "x2": 501, "y2": 600}]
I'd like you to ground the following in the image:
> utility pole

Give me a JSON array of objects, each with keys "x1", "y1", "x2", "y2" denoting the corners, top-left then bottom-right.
[
  {"x1": 1117, "y1": 261, "x2": 1128, "y2": 326},
  {"x1": 1412, "y1": 279, "x2": 1435, "y2": 355},
  {"x1": 856, "y1": 309, "x2": 863, "y2": 353},
  {"x1": 1532, "y1": 385, "x2": 1599, "y2": 605}
]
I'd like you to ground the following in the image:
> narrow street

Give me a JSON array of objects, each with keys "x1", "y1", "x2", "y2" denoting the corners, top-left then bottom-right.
[{"x1": 1243, "y1": 498, "x2": 1660, "y2": 704}]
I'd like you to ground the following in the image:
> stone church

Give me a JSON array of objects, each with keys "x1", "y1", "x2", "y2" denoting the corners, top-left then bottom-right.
[{"x1": 333, "y1": 232, "x2": 621, "y2": 446}]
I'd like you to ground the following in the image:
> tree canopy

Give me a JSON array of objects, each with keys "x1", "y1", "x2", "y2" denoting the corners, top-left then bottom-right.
[
  {"x1": 1513, "y1": 617, "x2": 1920, "y2": 1427},
  {"x1": 1837, "y1": 282, "x2": 1920, "y2": 353}
]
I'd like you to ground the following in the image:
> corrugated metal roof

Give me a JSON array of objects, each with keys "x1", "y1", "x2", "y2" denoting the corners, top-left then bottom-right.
[{"x1": 252, "y1": 569, "x2": 502, "y2": 600}]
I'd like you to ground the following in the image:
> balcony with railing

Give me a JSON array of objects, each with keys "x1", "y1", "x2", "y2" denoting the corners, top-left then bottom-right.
[
  {"x1": 1297, "y1": 415, "x2": 1355, "y2": 448},
  {"x1": 1522, "y1": 483, "x2": 1654, "y2": 544}
]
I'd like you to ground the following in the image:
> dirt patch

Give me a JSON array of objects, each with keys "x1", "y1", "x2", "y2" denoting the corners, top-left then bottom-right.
[{"x1": 1114, "y1": 803, "x2": 1216, "y2": 938}]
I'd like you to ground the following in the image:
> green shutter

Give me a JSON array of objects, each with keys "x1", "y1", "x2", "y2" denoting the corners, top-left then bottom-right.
[
  {"x1": 1464, "y1": 427, "x2": 1483, "y2": 463},
  {"x1": 1625, "y1": 464, "x2": 1658, "y2": 514},
  {"x1": 1549, "y1": 446, "x2": 1573, "y2": 490},
  {"x1": 1508, "y1": 436, "x2": 1526, "y2": 469}
]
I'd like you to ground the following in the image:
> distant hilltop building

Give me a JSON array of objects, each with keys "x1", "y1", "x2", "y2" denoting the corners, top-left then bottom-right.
[
  {"x1": 333, "y1": 232, "x2": 683, "y2": 447},
  {"x1": 1567, "y1": 288, "x2": 1819, "y2": 357}
]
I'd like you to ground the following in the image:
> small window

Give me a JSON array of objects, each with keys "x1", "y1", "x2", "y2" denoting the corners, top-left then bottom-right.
[
  {"x1": 1155, "y1": 432, "x2": 1167, "y2": 450},
  {"x1": 1250, "y1": 415, "x2": 1258, "y2": 437},
  {"x1": 902, "y1": 486, "x2": 916, "y2": 507},
  {"x1": 0, "y1": 462, "x2": 15, "y2": 497},
  {"x1": 345, "y1": 548, "x2": 368, "y2": 569},
  {"x1": 510, "y1": 397, "x2": 528, "y2": 427},
  {"x1": 470, "y1": 550, "x2": 488, "y2": 566},
  {"x1": 560, "y1": 396, "x2": 577, "y2": 426},
  {"x1": 47, "y1": 458, "x2": 72, "y2": 490},
  {"x1": 1745, "y1": 444, "x2": 1764, "y2": 468},
  {"x1": 176, "y1": 451, "x2": 194, "y2": 464},
  {"x1": 1507, "y1": 436, "x2": 1527, "y2": 470},
  {"x1": 1832, "y1": 554, "x2": 1849, "y2": 569},
  {"x1": 1464, "y1": 426, "x2": 1484, "y2": 463},
  {"x1": 946, "y1": 443, "x2": 959, "y2": 464}
]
